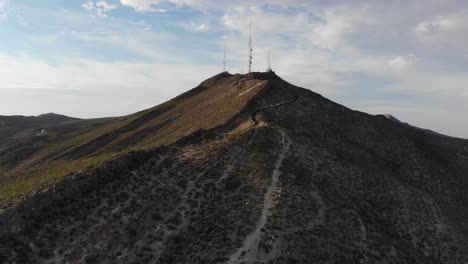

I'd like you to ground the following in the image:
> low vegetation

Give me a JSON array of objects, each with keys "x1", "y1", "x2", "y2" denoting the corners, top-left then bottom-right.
[{"x1": 0, "y1": 73, "x2": 267, "y2": 206}]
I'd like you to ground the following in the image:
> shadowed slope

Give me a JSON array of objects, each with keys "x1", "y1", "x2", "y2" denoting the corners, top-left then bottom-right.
[{"x1": 1, "y1": 72, "x2": 468, "y2": 263}]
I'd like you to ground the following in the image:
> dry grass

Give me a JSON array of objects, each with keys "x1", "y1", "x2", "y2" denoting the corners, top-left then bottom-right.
[{"x1": 0, "y1": 74, "x2": 267, "y2": 205}]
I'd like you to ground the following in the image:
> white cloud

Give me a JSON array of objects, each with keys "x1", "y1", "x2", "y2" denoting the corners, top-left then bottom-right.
[
  {"x1": 118, "y1": 0, "x2": 313, "y2": 13},
  {"x1": 82, "y1": 1, "x2": 117, "y2": 17},
  {"x1": 0, "y1": 0, "x2": 8, "y2": 20},
  {"x1": 221, "y1": 5, "x2": 378, "y2": 56},
  {"x1": 416, "y1": 16, "x2": 458, "y2": 34},
  {"x1": 96, "y1": 1, "x2": 118, "y2": 11},
  {"x1": 0, "y1": 0, "x2": 7, "y2": 9},
  {"x1": 414, "y1": 12, "x2": 468, "y2": 52},
  {"x1": 30, "y1": 7, "x2": 171, "y2": 60},
  {"x1": 82, "y1": 1, "x2": 94, "y2": 10},
  {"x1": 309, "y1": 7, "x2": 377, "y2": 51},
  {"x1": 194, "y1": 23, "x2": 207, "y2": 31},
  {"x1": 4, "y1": 0, "x2": 468, "y2": 137},
  {"x1": 0, "y1": 53, "x2": 218, "y2": 117},
  {"x1": 178, "y1": 21, "x2": 210, "y2": 32},
  {"x1": 387, "y1": 55, "x2": 416, "y2": 72},
  {"x1": 221, "y1": 5, "x2": 318, "y2": 36},
  {"x1": 120, "y1": 0, "x2": 166, "y2": 12},
  {"x1": 387, "y1": 70, "x2": 468, "y2": 98}
]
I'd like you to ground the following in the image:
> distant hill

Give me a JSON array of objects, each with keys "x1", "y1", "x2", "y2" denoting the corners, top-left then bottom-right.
[
  {"x1": 0, "y1": 113, "x2": 116, "y2": 173},
  {"x1": 1, "y1": 72, "x2": 468, "y2": 263},
  {"x1": 0, "y1": 113, "x2": 78, "y2": 141},
  {"x1": 380, "y1": 114, "x2": 402, "y2": 123},
  {"x1": 378, "y1": 113, "x2": 450, "y2": 138}
]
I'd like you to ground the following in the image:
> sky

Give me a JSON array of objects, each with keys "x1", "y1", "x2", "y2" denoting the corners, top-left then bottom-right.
[{"x1": 0, "y1": 0, "x2": 467, "y2": 138}]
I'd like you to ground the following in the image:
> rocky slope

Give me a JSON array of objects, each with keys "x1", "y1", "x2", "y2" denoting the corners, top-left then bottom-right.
[{"x1": 1, "y1": 71, "x2": 468, "y2": 263}]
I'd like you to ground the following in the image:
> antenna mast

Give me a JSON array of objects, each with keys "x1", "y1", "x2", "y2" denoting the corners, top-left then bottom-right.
[
  {"x1": 223, "y1": 41, "x2": 226, "y2": 72},
  {"x1": 267, "y1": 50, "x2": 272, "y2": 71},
  {"x1": 248, "y1": 21, "x2": 253, "y2": 73}
]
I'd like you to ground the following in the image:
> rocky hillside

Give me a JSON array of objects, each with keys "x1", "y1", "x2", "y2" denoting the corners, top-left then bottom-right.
[{"x1": 1, "y1": 71, "x2": 468, "y2": 263}]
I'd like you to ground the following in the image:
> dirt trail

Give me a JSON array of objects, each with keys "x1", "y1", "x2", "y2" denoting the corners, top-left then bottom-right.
[
  {"x1": 237, "y1": 83, "x2": 263, "y2": 98},
  {"x1": 251, "y1": 96, "x2": 298, "y2": 125},
  {"x1": 227, "y1": 129, "x2": 291, "y2": 264}
]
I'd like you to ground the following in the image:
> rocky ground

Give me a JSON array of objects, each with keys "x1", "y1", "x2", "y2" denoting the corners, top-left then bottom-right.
[{"x1": 1, "y1": 72, "x2": 468, "y2": 263}]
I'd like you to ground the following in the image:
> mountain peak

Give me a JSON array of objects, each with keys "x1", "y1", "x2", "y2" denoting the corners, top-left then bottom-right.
[
  {"x1": 380, "y1": 114, "x2": 402, "y2": 123},
  {"x1": 1, "y1": 73, "x2": 468, "y2": 263},
  {"x1": 37, "y1": 112, "x2": 58, "y2": 117},
  {"x1": 200, "y1": 70, "x2": 281, "y2": 86}
]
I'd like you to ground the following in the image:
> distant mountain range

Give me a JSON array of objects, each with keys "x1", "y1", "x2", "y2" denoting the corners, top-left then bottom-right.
[{"x1": 1, "y1": 71, "x2": 468, "y2": 263}]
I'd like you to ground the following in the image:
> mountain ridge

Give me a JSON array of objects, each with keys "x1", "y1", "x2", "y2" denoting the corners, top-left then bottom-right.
[
  {"x1": 0, "y1": 72, "x2": 271, "y2": 205},
  {"x1": 1, "y1": 72, "x2": 468, "y2": 263}
]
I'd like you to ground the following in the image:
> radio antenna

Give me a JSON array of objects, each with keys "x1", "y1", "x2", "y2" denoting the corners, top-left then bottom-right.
[
  {"x1": 248, "y1": 21, "x2": 253, "y2": 73},
  {"x1": 267, "y1": 50, "x2": 272, "y2": 72},
  {"x1": 223, "y1": 41, "x2": 226, "y2": 72}
]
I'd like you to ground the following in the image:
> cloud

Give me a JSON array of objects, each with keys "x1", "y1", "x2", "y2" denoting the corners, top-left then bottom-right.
[
  {"x1": 387, "y1": 55, "x2": 416, "y2": 71},
  {"x1": 133, "y1": 20, "x2": 152, "y2": 31},
  {"x1": 4, "y1": 0, "x2": 468, "y2": 137},
  {"x1": 82, "y1": 1, "x2": 118, "y2": 17},
  {"x1": 178, "y1": 21, "x2": 210, "y2": 32},
  {"x1": 0, "y1": 0, "x2": 7, "y2": 9},
  {"x1": 96, "y1": 1, "x2": 118, "y2": 11},
  {"x1": 416, "y1": 16, "x2": 459, "y2": 34},
  {"x1": 0, "y1": 53, "x2": 219, "y2": 117},
  {"x1": 414, "y1": 12, "x2": 468, "y2": 54},
  {"x1": 0, "y1": 0, "x2": 8, "y2": 20},
  {"x1": 23, "y1": 8, "x2": 173, "y2": 61},
  {"x1": 221, "y1": 5, "x2": 378, "y2": 55},
  {"x1": 120, "y1": 0, "x2": 166, "y2": 12},
  {"x1": 82, "y1": 1, "x2": 94, "y2": 10},
  {"x1": 194, "y1": 23, "x2": 208, "y2": 31},
  {"x1": 309, "y1": 7, "x2": 377, "y2": 51}
]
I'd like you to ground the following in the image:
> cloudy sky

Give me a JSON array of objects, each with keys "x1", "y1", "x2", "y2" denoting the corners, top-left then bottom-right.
[{"x1": 0, "y1": 0, "x2": 467, "y2": 138}]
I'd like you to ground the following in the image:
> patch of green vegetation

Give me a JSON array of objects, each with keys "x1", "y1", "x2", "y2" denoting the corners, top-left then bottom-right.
[
  {"x1": 0, "y1": 151, "x2": 120, "y2": 205},
  {"x1": 32, "y1": 116, "x2": 135, "y2": 159},
  {"x1": 0, "y1": 108, "x2": 162, "y2": 205},
  {"x1": 0, "y1": 76, "x2": 267, "y2": 206}
]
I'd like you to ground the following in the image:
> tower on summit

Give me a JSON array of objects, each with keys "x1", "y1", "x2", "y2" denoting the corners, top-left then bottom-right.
[
  {"x1": 223, "y1": 41, "x2": 226, "y2": 72},
  {"x1": 248, "y1": 21, "x2": 253, "y2": 73},
  {"x1": 267, "y1": 50, "x2": 272, "y2": 72}
]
